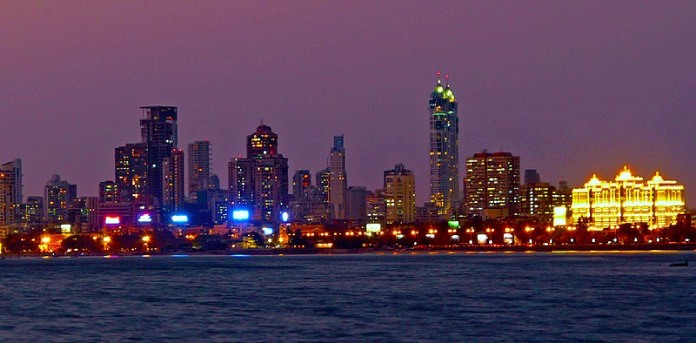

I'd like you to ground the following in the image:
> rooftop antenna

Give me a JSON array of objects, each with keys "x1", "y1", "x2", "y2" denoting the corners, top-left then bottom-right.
[
  {"x1": 436, "y1": 71, "x2": 441, "y2": 83},
  {"x1": 445, "y1": 74, "x2": 450, "y2": 87}
]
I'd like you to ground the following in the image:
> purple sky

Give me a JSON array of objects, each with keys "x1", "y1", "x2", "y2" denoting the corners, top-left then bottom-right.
[{"x1": 2, "y1": 1, "x2": 696, "y2": 205}]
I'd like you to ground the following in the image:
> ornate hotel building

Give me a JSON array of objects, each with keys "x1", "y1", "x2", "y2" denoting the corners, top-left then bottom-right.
[{"x1": 571, "y1": 166, "x2": 685, "y2": 229}]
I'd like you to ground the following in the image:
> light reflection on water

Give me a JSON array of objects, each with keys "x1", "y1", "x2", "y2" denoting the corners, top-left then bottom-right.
[{"x1": 0, "y1": 252, "x2": 694, "y2": 342}]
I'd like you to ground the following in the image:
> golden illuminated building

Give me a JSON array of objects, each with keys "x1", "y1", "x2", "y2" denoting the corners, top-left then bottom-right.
[
  {"x1": 572, "y1": 166, "x2": 685, "y2": 229},
  {"x1": 384, "y1": 164, "x2": 416, "y2": 224}
]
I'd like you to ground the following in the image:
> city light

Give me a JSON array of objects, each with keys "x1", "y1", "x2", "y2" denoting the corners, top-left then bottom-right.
[
  {"x1": 366, "y1": 223, "x2": 381, "y2": 234},
  {"x1": 232, "y1": 209, "x2": 250, "y2": 221},
  {"x1": 60, "y1": 224, "x2": 72, "y2": 234},
  {"x1": 105, "y1": 216, "x2": 120, "y2": 225},
  {"x1": 281, "y1": 211, "x2": 289, "y2": 222},
  {"x1": 171, "y1": 214, "x2": 189, "y2": 223},
  {"x1": 137, "y1": 213, "x2": 153, "y2": 223}
]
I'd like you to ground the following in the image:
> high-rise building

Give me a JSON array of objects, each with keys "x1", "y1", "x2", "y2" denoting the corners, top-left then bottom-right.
[
  {"x1": 247, "y1": 124, "x2": 277, "y2": 159},
  {"x1": 329, "y1": 135, "x2": 347, "y2": 220},
  {"x1": 384, "y1": 164, "x2": 416, "y2": 224},
  {"x1": 520, "y1": 182, "x2": 555, "y2": 219},
  {"x1": 229, "y1": 158, "x2": 256, "y2": 209},
  {"x1": 524, "y1": 169, "x2": 541, "y2": 185},
  {"x1": 44, "y1": 174, "x2": 77, "y2": 223},
  {"x1": 346, "y1": 186, "x2": 370, "y2": 222},
  {"x1": 428, "y1": 74, "x2": 459, "y2": 217},
  {"x1": 163, "y1": 149, "x2": 185, "y2": 212},
  {"x1": 0, "y1": 159, "x2": 22, "y2": 226},
  {"x1": 253, "y1": 157, "x2": 288, "y2": 222},
  {"x1": 115, "y1": 143, "x2": 148, "y2": 202},
  {"x1": 572, "y1": 166, "x2": 685, "y2": 229},
  {"x1": 292, "y1": 170, "x2": 312, "y2": 200},
  {"x1": 188, "y1": 141, "x2": 211, "y2": 202},
  {"x1": 316, "y1": 168, "x2": 330, "y2": 204},
  {"x1": 140, "y1": 106, "x2": 178, "y2": 206},
  {"x1": 20, "y1": 196, "x2": 43, "y2": 226},
  {"x1": 366, "y1": 190, "x2": 386, "y2": 224},
  {"x1": 228, "y1": 124, "x2": 288, "y2": 224},
  {"x1": 99, "y1": 181, "x2": 120, "y2": 203},
  {"x1": 465, "y1": 151, "x2": 521, "y2": 217}
]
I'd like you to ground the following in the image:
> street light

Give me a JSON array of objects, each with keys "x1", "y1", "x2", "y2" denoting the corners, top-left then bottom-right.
[
  {"x1": 102, "y1": 236, "x2": 111, "y2": 253},
  {"x1": 142, "y1": 235, "x2": 151, "y2": 252}
]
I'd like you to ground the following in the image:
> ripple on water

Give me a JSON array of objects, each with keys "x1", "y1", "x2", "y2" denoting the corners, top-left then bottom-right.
[{"x1": 0, "y1": 252, "x2": 694, "y2": 342}]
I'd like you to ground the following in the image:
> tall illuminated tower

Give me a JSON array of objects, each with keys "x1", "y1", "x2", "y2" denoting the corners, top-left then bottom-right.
[
  {"x1": 163, "y1": 148, "x2": 185, "y2": 212},
  {"x1": 329, "y1": 135, "x2": 347, "y2": 220},
  {"x1": 188, "y1": 140, "x2": 210, "y2": 202},
  {"x1": 429, "y1": 73, "x2": 459, "y2": 217},
  {"x1": 229, "y1": 124, "x2": 288, "y2": 223},
  {"x1": 140, "y1": 106, "x2": 178, "y2": 206}
]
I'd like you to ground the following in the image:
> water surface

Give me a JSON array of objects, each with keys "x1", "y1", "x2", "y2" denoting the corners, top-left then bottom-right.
[{"x1": 0, "y1": 251, "x2": 693, "y2": 342}]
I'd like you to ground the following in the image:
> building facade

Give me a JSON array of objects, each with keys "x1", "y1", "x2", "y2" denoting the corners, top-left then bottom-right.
[
  {"x1": 292, "y1": 170, "x2": 312, "y2": 200},
  {"x1": 384, "y1": 164, "x2": 416, "y2": 224},
  {"x1": 20, "y1": 196, "x2": 43, "y2": 226},
  {"x1": 99, "y1": 181, "x2": 120, "y2": 203},
  {"x1": 188, "y1": 140, "x2": 211, "y2": 202},
  {"x1": 329, "y1": 135, "x2": 347, "y2": 220},
  {"x1": 228, "y1": 124, "x2": 289, "y2": 224},
  {"x1": 44, "y1": 174, "x2": 77, "y2": 223},
  {"x1": 139, "y1": 106, "x2": 178, "y2": 206},
  {"x1": 465, "y1": 151, "x2": 520, "y2": 217},
  {"x1": 571, "y1": 166, "x2": 685, "y2": 229},
  {"x1": 115, "y1": 143, "x2": 148, "y2": 202},
  {"x1": 519, "y1": 182, "x2": 555, "y2": 219},
  {"x1": 346, "y1": 186, "x2": 370, "y2": 222},
  {"x1": 428, "y1": 75, "x2": 459, "y2": 217},
  {"x1": 0, "y1": 159, "x2": 22, "y2": 226},
  {"x1": 163, "y1": 148, "x2": 185, "y2": 212}
]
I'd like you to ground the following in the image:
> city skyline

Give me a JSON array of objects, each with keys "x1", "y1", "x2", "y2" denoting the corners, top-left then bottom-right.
[{"x1": 2, "y1": 2, "x2": 696, "y2": 205}]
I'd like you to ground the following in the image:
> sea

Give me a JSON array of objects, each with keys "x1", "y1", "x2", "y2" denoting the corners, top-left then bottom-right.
[{"x1": 0, "y1": 251, "x2": 694, "y2": 342}]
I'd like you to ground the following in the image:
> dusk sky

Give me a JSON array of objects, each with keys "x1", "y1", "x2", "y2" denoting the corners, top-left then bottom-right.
[{"x1": 2, "y1": 1, "x2": 696, "y2": 205}]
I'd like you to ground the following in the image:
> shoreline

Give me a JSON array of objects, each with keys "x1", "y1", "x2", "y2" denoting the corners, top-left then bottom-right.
[{"x1": 3, "y1": 243, "x2": 695, "y2": 258}]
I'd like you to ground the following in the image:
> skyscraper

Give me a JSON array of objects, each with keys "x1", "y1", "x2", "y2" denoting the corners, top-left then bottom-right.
[
  {"x1": 163, "y1": 148, "x2": 185, "y2": 212},
  {"x1": 429, "y1": 74, "x2": 459, "y2": 217},
  {"x1": 329, "y1": 135, "x2": 347, "y2": 220},
  {"x1": 253, "y1": 157, "x2": 288, "y2": 222},
  {"x1": 0, "y1": 159, "x2": 22, "y2": 226},
  {"x1": 140, "y1": 106, "x2": 178, "y2": 206},
  {"x1": 384, "y1": 164, "x2": 416, "y2": 224},
  {"x1": 188, "y1": 140, "x2": 211, "y2": 202},
  {"x1": 115, "y1": 143, "x2": 148, "y2": 202},
  {"x1": 228, "y1": 124, "x2": 288, "y2": 224},
  {"x1": 316, "y1": 168, "x2": 330, "y2": 204},
  {"x1": 247, "y1": 124, "x2": 277, "y2": 159},
  {"x1": 465, "y1": 151, "x2": 521, "y2": 217},
  {"x1": 44, "y1": 174, "x2": 77, "y2": 223}
]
